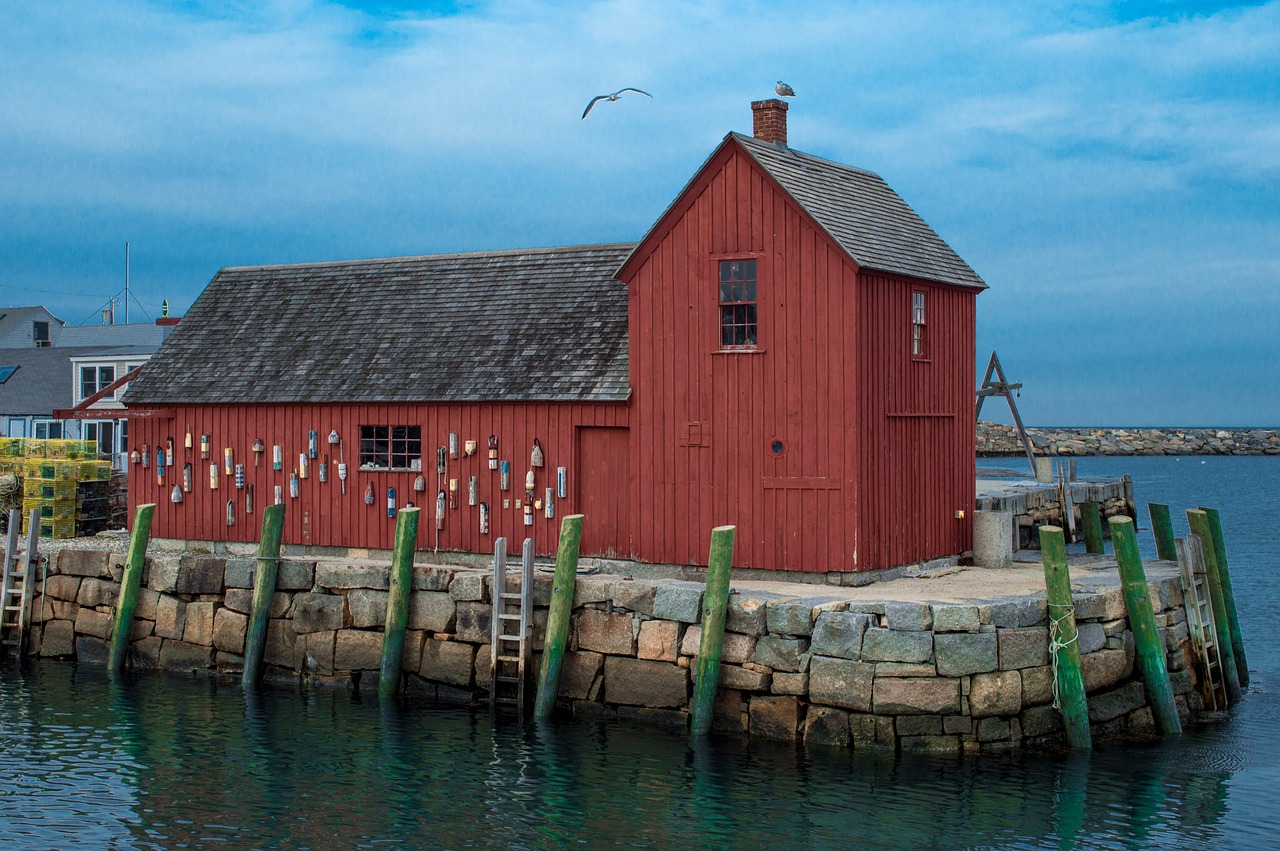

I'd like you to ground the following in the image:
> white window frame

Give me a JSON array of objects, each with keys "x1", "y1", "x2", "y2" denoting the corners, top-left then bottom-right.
[
  {"x1": 34, "y1": 420, "x2": 63, "y2": 440},
  {"x1": 83, "y1": 420, "x2": 117, "y2": 457},
  {"x1": 79, "y1": 365, "x2": 118, "y2": 403},
  {"x1": 911, "y1": 291, "x2": 928, "y2": 359}
]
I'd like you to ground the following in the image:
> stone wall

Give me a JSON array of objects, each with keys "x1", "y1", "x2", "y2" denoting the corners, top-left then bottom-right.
[
  {"x1": 976, "y1": 480, "x2": 1132, "y2": 550},
  {"x1": 24, "y1": 549, "x2": 1201, "y2": 752},
  {"x1": 978, "y1": 423, "x2": 1280, "y2": 456}
]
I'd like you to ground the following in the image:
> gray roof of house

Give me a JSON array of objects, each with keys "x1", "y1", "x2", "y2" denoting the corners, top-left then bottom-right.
[
  {"x1": 60, "y1": 323, "x2": 174, "y2": 348},
  {"x1": 124, "y1": 244, "x2": 636, "y2": 406},
  {"x1": 0, "y1": 346, "x2": 152, "y2": 416},
  {"x1": 719, "y1": 134, "x2": 985, "y2": 290}
]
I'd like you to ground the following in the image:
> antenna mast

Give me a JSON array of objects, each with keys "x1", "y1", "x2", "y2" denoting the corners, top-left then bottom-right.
[{"x1": 124, "y1": 242, "x2": 130, "y2": 324}]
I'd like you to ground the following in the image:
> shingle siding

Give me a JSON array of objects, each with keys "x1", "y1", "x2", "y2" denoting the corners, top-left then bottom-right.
[{"x1": 124, "y1": 244, "x2": 636, "y2": 406}]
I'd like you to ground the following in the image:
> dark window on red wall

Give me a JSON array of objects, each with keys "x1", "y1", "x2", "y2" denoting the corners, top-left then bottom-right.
[
  {"x1": 359, "y1": 425, "x2": 422, "y2": 470},
  {"x1": 911, "y1": 291, "x2": 927, "y2": 358},
  {"x1": 719, "y1": 259, "x2": 758, "y2": 348}
]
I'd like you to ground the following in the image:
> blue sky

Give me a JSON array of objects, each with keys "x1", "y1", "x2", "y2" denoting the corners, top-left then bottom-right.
[{"x1": 1, "y1": 1, "x2": 1276, "y2": 426}]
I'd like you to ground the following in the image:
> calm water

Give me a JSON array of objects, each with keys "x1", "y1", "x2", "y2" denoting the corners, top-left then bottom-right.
[{"x1": 1, "y1": 456, "x2": 1276, "y2": 849}]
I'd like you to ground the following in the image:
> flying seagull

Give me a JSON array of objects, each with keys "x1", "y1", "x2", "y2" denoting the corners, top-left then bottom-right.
[
  {"x1": 775, "y1": 80, "x2": 796, "y2": 97},
  {"x1": 581, "y1": 87, "x2": 652, "y2": 119}
]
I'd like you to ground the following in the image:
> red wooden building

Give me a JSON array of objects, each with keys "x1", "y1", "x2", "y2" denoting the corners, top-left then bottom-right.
[{"x1": 124, "y1": 100, "x2": 985, "y2": 574}]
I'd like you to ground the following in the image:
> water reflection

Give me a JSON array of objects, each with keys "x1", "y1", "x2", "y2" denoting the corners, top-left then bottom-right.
[
  {"x1": 4, "y1": 458, "x2": 1277, "y2": 848},
  {"x1": 0, "y1": 655, "x2": 1250, "y2": 849}
]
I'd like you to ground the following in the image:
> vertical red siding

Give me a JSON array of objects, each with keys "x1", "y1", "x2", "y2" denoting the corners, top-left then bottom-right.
[
  {"x1": 130, "y1": 142, "x2": 980, "y2": 573},
  {"x1": 576, "y1": 426, "x2": 630, "y2": 557},
  {"x1": 856, "y1": 273, "x2": 976, "y2": 569},
  {"x1": 128, "y1": 401, "x2": 629, "y2": 558},
  {"x1": 625, "y1": 145, "x2": 861, "y2": 571}
]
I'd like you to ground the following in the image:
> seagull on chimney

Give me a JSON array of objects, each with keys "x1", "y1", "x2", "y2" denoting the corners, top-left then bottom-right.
[
  {"x1": 581, "y1": 87, "x2": 653, "y2": 119},
  {"x1": 775, "y1": 80, "x2": 796, "y2": 98}
]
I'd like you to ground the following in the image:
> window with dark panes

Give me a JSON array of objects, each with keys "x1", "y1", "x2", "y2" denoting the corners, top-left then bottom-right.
[
  {"x1": 719, "y1": 259, "x2": 758, "y2": 348},
  {"x1": 34, "y1": 420, "x2": 63, "y2": 439},
  {"x1": 911, "y1": 291, "x2": 927, "y2": 358},
  {"x1": 80, "y1": 366, "x2": 116, "y2": 401},
  {"x1": 359, "y1": 425, "x2": 422, "y2": 470},
  {"x1": 84, "y1": 420, "x2": 115, "y2": 456}
]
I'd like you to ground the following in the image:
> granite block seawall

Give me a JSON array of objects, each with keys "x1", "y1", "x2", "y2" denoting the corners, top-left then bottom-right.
[
  {"x1": 979, "y1": 423, "x2": 1280, "y2": 456},
  {"x1": 25, "y1": 549, "x2": 1206, "y2": 753}
]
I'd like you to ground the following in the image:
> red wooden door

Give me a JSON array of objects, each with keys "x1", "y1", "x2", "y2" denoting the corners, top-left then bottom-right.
[{"x1": 576, "y1": 426, "x2": 630, "y2": 558}]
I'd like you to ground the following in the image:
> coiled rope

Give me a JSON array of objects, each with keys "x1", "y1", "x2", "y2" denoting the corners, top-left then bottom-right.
[
  {"x1": 0, "y1": 474, "x2": 20, "y2": 514},
  {"x1": 1046, "y1": 601, "x2": 1078, "y2": 710}
]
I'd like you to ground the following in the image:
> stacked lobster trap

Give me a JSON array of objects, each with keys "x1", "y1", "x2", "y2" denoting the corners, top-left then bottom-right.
[{"x1": 0, "y1": 438, "x2": 112, "y2": 539}]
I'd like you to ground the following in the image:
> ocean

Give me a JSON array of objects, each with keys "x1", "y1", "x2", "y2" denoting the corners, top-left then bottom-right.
[{"x1": 1, "y1": 455, "x2": 1275, "y2": 849}]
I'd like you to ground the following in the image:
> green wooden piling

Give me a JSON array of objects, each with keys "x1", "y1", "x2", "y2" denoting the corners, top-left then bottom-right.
[
  {"x1": 1187, "y1": 509, "x2": 1243, "y2": 703},
  {"x1": 379, "y1": 506, "x2": 420, "y2": 698},
  {"x1": 534, "y1": 514, "x2": 584, "y2": 720},
  {"x1": 108, "y1": 503, "x2": 155, "y2": 674},
  {"x1": 1147, "y1": 503, "x2": 1177, "y2": 562},
  {"x1": 690, "y1": 526, "x2": 736, "y2": 738},
  {"x1": 1199, "y1": 506, "x2": 1248, "y2": 688},
  {"x1": 1080, "y1": 502, "x2": 1104, "y2": 554},
  {"x1": 1109, "y1": 516, "x2": 1181, "y2": 735},
  {"x1": 1039, "y1": 525, "x2": 1091, "y2": 749},
  {"x1": 242, "y1": 503, "x2": 286, "y2": 687}
]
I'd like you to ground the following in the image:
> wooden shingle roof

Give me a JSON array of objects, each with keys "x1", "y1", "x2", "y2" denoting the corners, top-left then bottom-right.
[
  {"x1": 731, "y1": 133, "x2": 986, "y2": 289},
  {"x1": 124, "y1": 244, "x2": 635, "y2": 406}
]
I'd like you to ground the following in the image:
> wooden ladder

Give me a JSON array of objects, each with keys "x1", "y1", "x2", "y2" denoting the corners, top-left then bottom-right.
[
  {"x1": 1177, "y1": 534, "x2": 1227, "y2": 711},
  {"x1": 1, "y1": 508, "x2": 40, "y2": 658},
  {"x1": 490, "y1": 537, "x2": 534, "y2": 713}
]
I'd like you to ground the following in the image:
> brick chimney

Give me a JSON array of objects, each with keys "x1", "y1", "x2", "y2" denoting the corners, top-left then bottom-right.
[{"x1": 751, "y1": 99, "x2": 789, "y2": 146}]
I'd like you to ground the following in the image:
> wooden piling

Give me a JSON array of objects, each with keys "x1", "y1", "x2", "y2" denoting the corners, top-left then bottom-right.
[
  {"x1": 1187, "y1": 509, "x2": 1243, "y2": 703},
  {"x1": 1199, "y1": 507, "x2": 1247, "y2": 688},
  {"x1": 379, "y1": 506, "x2": 420, "y2": 698},
  {"x1": 1108, "y1": 516, "x2": 1181, "y2": 735},
  {"x1": 1080, "y1": 502, "x2": 1104, "y2": 554},
  {"x1": 534, "y1": 514, "x2": 584, "y2": 720},
  {"x1": 1147, "y1": 503, "x2": 1177, "y2": 561},
  {"x1": 108, "y1": 503, "x2": 155, "y2": 674},
  {"x1": 242, "y1": 503, "x2": 286, "y2": 687},
  {"x1": 1039, "y1": 525, "x2": 1091, "y2": 749},
  {"x1": 690, "y1": 526, "x2": 736, "y2": 738}
]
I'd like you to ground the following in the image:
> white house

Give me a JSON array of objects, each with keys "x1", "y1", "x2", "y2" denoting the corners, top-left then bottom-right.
[{"x1": 0, "y1": 307, "x2": 178, "y2": 464}]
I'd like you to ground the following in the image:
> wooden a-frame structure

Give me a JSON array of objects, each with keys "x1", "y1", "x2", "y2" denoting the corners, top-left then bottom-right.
[{"x1": 975, "y1": 351, "x2": 1037, "y2": 472}]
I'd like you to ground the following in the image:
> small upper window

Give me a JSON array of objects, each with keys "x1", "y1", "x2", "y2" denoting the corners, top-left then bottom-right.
[
  {"x1": 911, "y1": 292, "x2": 927, "y2": 358},
  {"x1": 359, "y1": 425, "x2": 422, "y2": 470},
  {"x1": 719, "y1": 259, "x2": 758, "y2": 349},
  {"x1": 33, "y1": 321, "x2": 50, "y2": 347}
]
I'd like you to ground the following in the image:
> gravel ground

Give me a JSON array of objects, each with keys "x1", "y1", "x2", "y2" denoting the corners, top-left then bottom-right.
[{"x1": 9, "y1": 529, "x2": 190, "y2": 558}]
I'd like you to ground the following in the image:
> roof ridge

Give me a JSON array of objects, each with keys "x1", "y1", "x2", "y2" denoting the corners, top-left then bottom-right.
[
  {"x1": 222, "y1": 242, "x2": 640, "y2": 273},
  {"x1": 729, "y1": 132, "x2": 986, "y2": 290},
  {"x1": 729, "y1": 131, "x2": 885, "y2": 180}
]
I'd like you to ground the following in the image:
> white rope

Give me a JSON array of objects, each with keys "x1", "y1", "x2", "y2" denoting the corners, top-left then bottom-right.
[{"x1": 1047, "y1": 602, "x2": 1078, "y2": 710}]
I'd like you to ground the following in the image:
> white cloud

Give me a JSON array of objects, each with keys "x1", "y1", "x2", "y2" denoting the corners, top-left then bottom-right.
[{"x1": 0, "y1": 0, "x2": 1276, "y2": 421}]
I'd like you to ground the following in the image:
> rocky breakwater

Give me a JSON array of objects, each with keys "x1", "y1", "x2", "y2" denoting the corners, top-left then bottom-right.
[
  {"x1": 978, "y1": 423, "x2": 1280, "y2": 456},
  {"x1": 24, "y1": 548, "x2": 1207, "y2": 753}
]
